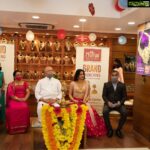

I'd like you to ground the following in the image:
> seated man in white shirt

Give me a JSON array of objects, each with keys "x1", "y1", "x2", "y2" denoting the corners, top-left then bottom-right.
[{"x1": 34, "y1": 66, "x2": 62, "y2": 127}]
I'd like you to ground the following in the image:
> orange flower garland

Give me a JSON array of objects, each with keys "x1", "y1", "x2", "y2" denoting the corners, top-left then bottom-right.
[{"x1": 41, "y1": 104, "x2": 88, "y2": 150}]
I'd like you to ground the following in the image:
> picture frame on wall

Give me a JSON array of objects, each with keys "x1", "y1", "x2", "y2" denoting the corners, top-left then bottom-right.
[{"x1": 124, "y1": 54, "x2": 136, "y2": 72}]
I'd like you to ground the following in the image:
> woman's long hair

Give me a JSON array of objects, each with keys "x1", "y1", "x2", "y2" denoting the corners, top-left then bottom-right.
[
  {"x1": 113, "y1": 58, "x2": 123, "y2": 69},
  {"x1": 74, "y1": 69, "x2": 85, "y2": 81}
]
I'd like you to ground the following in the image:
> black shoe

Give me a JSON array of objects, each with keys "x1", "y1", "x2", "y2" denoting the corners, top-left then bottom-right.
[
  {"x1": 116, "y1": 130, "x2": 124, "y2": 138},
  {"x1": 107, "y1": 130, "x2": 113, "y2": 137}
]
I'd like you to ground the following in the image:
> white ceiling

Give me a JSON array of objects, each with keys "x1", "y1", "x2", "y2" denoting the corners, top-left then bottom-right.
[{"x1": 0, "y1": 0, "x2": 150, "y2": 34}]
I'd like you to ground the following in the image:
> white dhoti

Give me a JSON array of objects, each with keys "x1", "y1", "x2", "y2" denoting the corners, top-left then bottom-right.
[{"x1": 37, "y1": 101, "x2": 60, "y2": 122}]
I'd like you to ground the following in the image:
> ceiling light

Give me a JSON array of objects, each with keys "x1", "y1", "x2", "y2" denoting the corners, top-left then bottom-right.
[
  {"x1": 32, "y1": 16, "x2": 40, "y2": 19},
  {"x1": 115, "y1": 28, "x2": 122, "y2": 31},
  {"x1": 73, "y1": 25, "x2": 80, "y2": 28},
  {"x1": 79, "y1": 18, "x2": 87, "y2": 22},
  {"x1": 131, "y1": 37, "x2": 135, "y2": 39},
  {"x1": 128, "y1": 22, "x2": 135, "y2": 25},
  {"x1": 46, "y1": 33, "x2": 49, "y2": 35}
]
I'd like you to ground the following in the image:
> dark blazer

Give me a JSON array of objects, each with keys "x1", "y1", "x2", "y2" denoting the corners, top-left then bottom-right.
[{"x1": 102, "y1": 81, "x2": 127, "y2": 105}]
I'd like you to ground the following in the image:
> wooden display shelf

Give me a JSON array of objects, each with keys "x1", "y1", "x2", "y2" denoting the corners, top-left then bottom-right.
[
  {"x1": 18, "y1": 51, "x2": 53, "y2": 53},
  {"x1": 16, "y1": 63, "x2": 63, "y2": 67},
  {"x1": 64, "y1": 51, "x2": 76, "y2": 55},
  {"x1": 63, "y1": 64, "x2": 75, "y2": 67},
  {"x1": 24, "y1": 79, "x2": 39, "y2": 82},
  {"x1": 53, "y1": 52, "x2": 62, "y2": 55},
  {"x1": 124, "y1": 72, "x2": 135, "y2": 74}
]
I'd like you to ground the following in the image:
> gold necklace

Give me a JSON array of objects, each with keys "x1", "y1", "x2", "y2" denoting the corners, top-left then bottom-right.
[{"x1": 76, "y1": 82, "x2": 85, "y2": 93}]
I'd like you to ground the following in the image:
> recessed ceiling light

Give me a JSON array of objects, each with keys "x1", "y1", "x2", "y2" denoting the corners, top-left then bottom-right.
[
  {"x1": 32, "y1": 16, "x2": 40, "y2": 19},
  {"x1": 115, "y1": 28, "x2": 122, "y2": 31},
  {"x1": 79, "y1": 18, "x2": 87, "y2": 22},
  {"x1": 73, "y1": 25, "x2": 80, "y2": 28},
  {"x1": 128, "y1": 22, "x2": 135, "y2": 25},
  {"x1": 131, "y1": 37, "x2": 135, "y2": 39}
]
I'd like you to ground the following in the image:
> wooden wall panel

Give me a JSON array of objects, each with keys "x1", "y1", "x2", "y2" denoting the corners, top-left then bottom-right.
[
  {"x1": 133, "y1": 74, "x2": 150, "y2": 141},
  {"x1": 111, "y1": 38, "x2": 137, "y2": 99}
]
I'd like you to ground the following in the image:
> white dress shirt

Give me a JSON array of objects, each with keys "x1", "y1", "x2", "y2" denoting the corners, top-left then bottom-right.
[
  {"x1": 112, "y1": 83, "x2": 117, "y2": 91},
  {"x1": 35, "y1": 77, "x2": 62, "y2": 102}
]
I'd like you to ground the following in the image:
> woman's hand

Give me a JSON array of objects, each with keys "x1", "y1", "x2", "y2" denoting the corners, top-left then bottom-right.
[
  {"x1": 72, "y1": 99, "x2": 78, "y2": 103},
  {"x1": 20, "y1": 98, "x2": 27, "y2": 101},
  {"x1": 82, "y1": 101, "x2": 87, "y2": 104}
]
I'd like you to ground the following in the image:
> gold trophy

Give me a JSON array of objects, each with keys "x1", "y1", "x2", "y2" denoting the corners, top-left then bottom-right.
[
  {"x1": 63, "y1": 71, "x2": 69, "y2": 80},
  {"x1": 45, "y1": 41, "x2": 52, "y2": 52},
  {"x1": 47, "y1": 55, "x2": 54, "y2": 64},
  {"x1": 71, "y1": 56, "x2": 76, "y2": 65},
  {"x1": 31, "y1": 40, "x2": 36, "y2": 51},
  {"x1": 24, "y1": 71, "x2": 30, "y2": 79},
  {"x1": 19, "y1": 40, "x2": 26, "y2": 50},
  {"x1": 17, "y1": 53, "x2": 22, "y2": 63},
  {"x1": 54, "y1": 41, "x2": 61, "y2": 51},
  {"x1": 64, "y1": 55, "x2": 70, "y2": 65},
  {"x1": 55, "y1": 56, "x2": 61, "y2": 64},
  {"x1": 25, "y1": 54, "x2": 31, "y2": 64},
  {"x1": 90, "y1": 42, "x2": 96, "y2": 47},
  {"x1": 39, "y1": 40, "x2": 45, "y2": 51},
  {"x1": 65, "y1": 38, "x2": 72, "y2": 51},
  {"x1": 73, "y1": 41, "x2": 80, "y2": 47},
  {"x1": 32, "y1": 54, "x2": 36, "y2": 64},
  {"x1": 70, "y1": 71, "x2": 74, "y2": 80}
]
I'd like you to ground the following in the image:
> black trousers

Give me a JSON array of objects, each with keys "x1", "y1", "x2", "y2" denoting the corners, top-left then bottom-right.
[{"x1": 103, "y1": 104, "x2": 127, "y2": 131}]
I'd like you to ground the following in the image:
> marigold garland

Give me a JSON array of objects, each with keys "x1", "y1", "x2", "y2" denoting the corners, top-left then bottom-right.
[{"x1": 41, "y1": 104, "x2": 88, "y2": 150}]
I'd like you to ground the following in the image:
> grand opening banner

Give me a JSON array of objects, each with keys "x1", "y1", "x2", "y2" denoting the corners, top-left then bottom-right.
[{"x1": 76, "y1": 47, "x2": 110, "y2": 114}]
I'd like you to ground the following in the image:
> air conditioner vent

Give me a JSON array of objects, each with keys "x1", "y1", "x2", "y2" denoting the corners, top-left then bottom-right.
[{"x1": 18, "y1": 22, "x2": 55, "y2": 30}]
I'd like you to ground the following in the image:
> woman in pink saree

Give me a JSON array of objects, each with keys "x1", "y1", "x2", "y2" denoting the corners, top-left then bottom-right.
[
  {"x1": 6, "y1": 70, "x2": 30, "y2": 134},
  {"x1": 69, "y1": 69, "x2": 107, "y2": 137}
]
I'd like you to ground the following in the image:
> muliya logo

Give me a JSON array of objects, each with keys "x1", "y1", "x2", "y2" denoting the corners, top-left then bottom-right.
[
  {"x1": 128, "y1": 0, "x2": 150, "y2": 7},
  {"x1": 84, "y1": 49, "x2": 101, "y2": 62}
]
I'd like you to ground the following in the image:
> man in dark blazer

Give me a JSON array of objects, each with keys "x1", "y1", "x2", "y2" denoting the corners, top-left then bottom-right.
[{"x1": 102, "y1": 70, "x2": 127, "y2": 138}]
